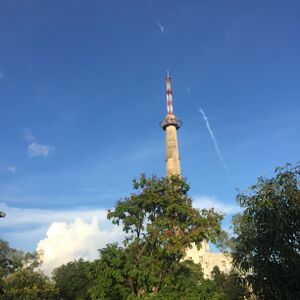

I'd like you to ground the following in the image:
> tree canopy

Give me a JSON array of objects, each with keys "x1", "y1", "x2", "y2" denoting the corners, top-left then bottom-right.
[
  {"x1": 2, "y1": 268, "x2": 59, "y2": 300},
  {"x1": 231, "y1": 163, "x2": 300, "y2": 299},
  {"x1": 0, "y1": 174, "x2": 252, "y2": 299},
  {"x1": 52, "y1": 258, "x2": 92, "y2": 300},
  {"x1": 89, "y1": 175, "x2": 223, "y2": 298},
  {"x1": 0, "y1": 240, "x2": 58, "y2": 299}
]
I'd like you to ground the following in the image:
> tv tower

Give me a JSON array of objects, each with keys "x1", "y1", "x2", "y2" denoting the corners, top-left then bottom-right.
[{"x1": 160, "y1": 73, "x2": 182, "y2": 177}]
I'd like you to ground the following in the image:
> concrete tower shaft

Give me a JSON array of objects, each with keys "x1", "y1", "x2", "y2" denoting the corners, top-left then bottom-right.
[{"x1": 160, "y1": 75, "x2": 182, "y2": 177}]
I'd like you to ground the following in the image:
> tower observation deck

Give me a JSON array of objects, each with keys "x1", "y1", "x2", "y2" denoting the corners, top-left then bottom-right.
[{"x1": 160, "y1": 74, "x2": 182, "y2": 177}]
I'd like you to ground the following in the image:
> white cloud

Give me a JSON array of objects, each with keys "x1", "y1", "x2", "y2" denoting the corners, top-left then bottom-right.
[
  {"x1": 193, "y1": 195, "x2": 240, "y2": 214},
  {"x1": 0, "y1": 203, "x2": 107, "y2": 228},
  {"x1": 0, "y1": 204, "x2": 124, "y2": 275},
  {"x1": 37, "y1": 217, "x2": 123, "y2": 275},
  {"x1": 7, "y1": 166, "x2": 16, "y2": 173},
  {"x1": 27, "y1": 142, "x2": 55, "y2": 158},
  {"x1": 23, "y1": 128, "x2": 54, "y2": 158},
  {"x1": 23, "y1": 128, "x2": 35, "y2": 142}
]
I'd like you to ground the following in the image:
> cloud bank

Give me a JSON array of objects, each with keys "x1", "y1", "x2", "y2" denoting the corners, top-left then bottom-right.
[
  {"x1": 0, "y1": 204, "x2": 108, "y2": 228},
  {"x1": 193, "y1": 195, "x2": 240, "y2": 214},
  {"x1": 37, "y1": 217, "x2": 123, "y2": 275},
  {"x1": 0, "y1": 204, "x2": 124, "y2": 275}
]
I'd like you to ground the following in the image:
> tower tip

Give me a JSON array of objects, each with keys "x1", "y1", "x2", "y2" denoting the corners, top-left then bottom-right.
[
  {"x1": 166, "y1": 69, "x2": 170, "y2": 79},
  {"x1": 165, "y1": 72, "x2": 173, "y2": 115}
]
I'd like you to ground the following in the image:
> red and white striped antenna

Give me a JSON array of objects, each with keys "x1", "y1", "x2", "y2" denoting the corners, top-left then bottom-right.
[
  {"x1": 165, "y1": 71, "x2": 173, "y2": 115},
  {"x1": 160, "y1": 73, "x2": 182, "y2": 130}
]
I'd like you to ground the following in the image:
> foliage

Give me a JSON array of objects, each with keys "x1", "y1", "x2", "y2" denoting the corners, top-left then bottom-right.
[
  {"x1": 52, "y1": 258, "x2": 92, "y2": 300},
  {"x1": 0, "y1": 239, "x2": 33, "y2": 277},
  {"x1": 156, "y1": 264, "x2": 246, "y2": 300},
  {"x1": 0, "y1": 240, "x2": 57, "y2": 299},
  {"x1": 155, "y1": 260, "x2": 205, "y2": 299},
  {"x1": 1, "y1": 268, "x2": 59, "y2": 300},
  {"x1": 0, "y1": 239, "x2": 41, "y2": 296},
  {"x1": 89, "y1": 246, "x2": 246, "y2": 300},
  {"x1": 89, "y1": 175, "x2": 223, "y2": 298},
  {"x1": 88, "y1": 243, "x2": 129, "y2": 300},
  {"x1": 210, "y1": 266, "x2": 246, "y2": 300},
  {"x1": 0, "y1": 240, "x2": 20, "y2": 285},
  {"x1": 232, "y1": 163, "x2": 300, "y2": 299},
  {"x1": 0, "y1": 173, "x2": 255, "y2": 299}
]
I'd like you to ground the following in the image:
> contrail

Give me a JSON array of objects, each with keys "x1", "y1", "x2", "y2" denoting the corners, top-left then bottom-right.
[
  {"x1": 199, "y1": 108, "x2": 228, "y2": 171},
  {"x1": 144, "y1": 0, "x2": 165, "y2": 35},
  {"x1": 185, "y1": 86, "x2": 191, "y2": 96},
  {"x1": 156, "y1": 21, "x2": 165, "y2": 33}
]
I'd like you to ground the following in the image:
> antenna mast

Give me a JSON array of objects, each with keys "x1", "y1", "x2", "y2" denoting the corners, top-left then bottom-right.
[
  {"x1": 160, "y1": 73, "x2": 182, "y2": 177},
  {"x1": 165, "y1": 73, "x2": 174, "y2": 115}
]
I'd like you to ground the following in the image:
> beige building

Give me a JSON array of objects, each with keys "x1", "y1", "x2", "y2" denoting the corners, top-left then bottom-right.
[
  {"x1": 160, "y1": 74, "x2": 232, "y2": 278},
  {"x1": 185, "y1": 241, "x2": 232, "y2": 278}
]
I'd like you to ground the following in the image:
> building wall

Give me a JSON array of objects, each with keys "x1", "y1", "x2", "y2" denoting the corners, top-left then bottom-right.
[{"x1": 185, "y1": 241, "x2": 232, "y2": 278}]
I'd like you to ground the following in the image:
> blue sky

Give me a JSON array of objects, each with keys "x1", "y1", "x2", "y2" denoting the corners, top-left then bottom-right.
[{"x1": 0, "y1": 0, "x2": 299, "y2": 263}]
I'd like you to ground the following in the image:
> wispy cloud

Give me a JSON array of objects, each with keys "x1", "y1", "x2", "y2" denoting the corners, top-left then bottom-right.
[
  {"x1": 198, "y1": 108, "x2": 228, "y2": 171},
  {"x1": 156, "y1": 21, "x2": 165, "y2": 34},
  {"x1": 23, "y1": 128, "x2": 55, "y2": 158},
  {"x1": 7, "y1": 166, "x2": 16, "y2": 173},
  {"x1": 0, "y1": 70, "x2": 4, "y2": 79},
  {"x1": 23, "y1": 128, "x2": 35, "y2": 142},
  {"x1": 0, "y1": 203, "x2": 108, "y2": 228},
  {"x1": 193, "y1": 195, "x2": 240, "y2": 214},
  {"x1": 145, "y1": 0, "x2": 165, "y2": 35},
  {"x1": 27, "y1": 142, "x2": 55, "y2": 158}
]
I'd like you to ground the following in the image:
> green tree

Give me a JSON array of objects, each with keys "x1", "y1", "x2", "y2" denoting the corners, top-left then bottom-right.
[
  {"x1": 0, "y1": 239, "x2": 40, "y2": 296},
  {"x1": 210, "y1": 266, "x2": 246, "y2": 300},
  {"x1": 89, "y1": 248, "x2": 227, "y2": 300},
  {"x1": 2, "y1": 268, "x2": 58, "y2": 300},
  {"x1": 0, "y1": 239, "x2": 58, "y2": 299},
  {"x1": 89, "y1": 175, "x2": 223, "y2": 299},
  {"x1": 232, "y1": 163, "x2": 300, "y2": 299},
  {"x1": 155, "y1": 260, "x2": 206, "y2": 300},
  {"x1": 157, "y1": 264, "x2": 246, "y2": 300},
  {"x1": 0, "y1": 239, "x2": 28, "y2": 278},
  {"x1": 53, "y1": 258, "x2": 92, "y2": 300},
  {"x1": 89, "y1": 244, "x2": 129, "y2": 300}
]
